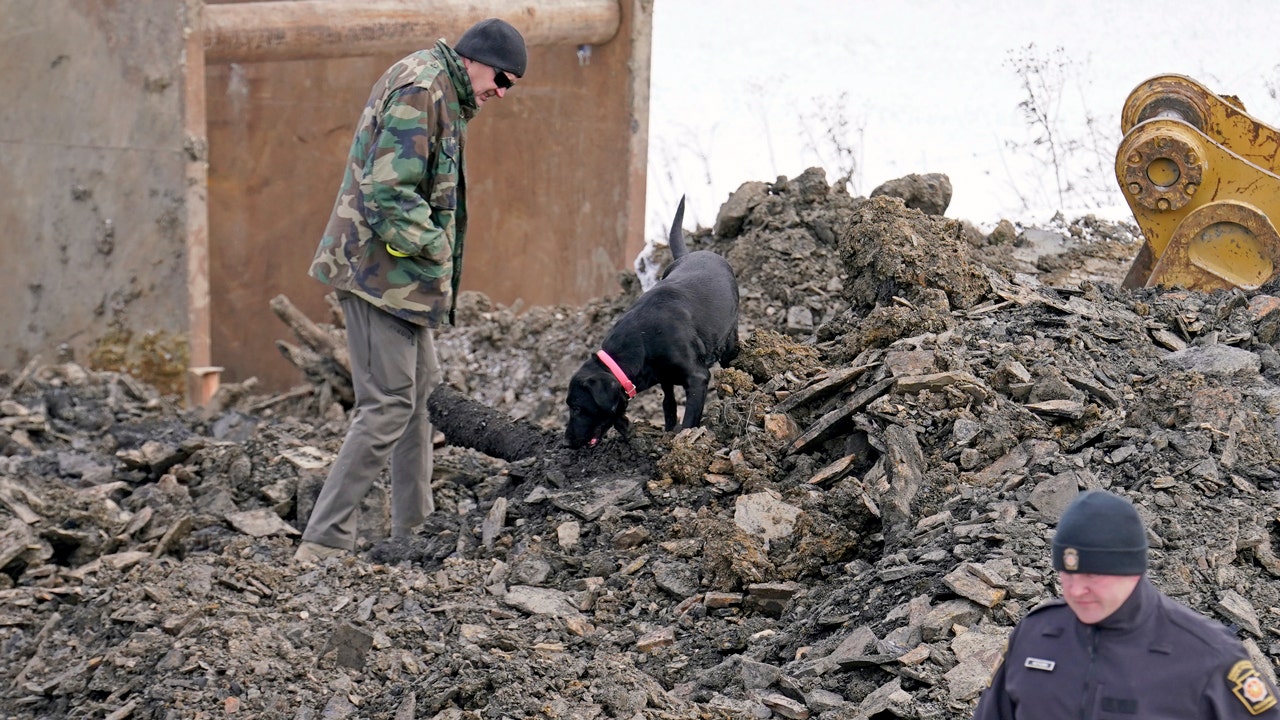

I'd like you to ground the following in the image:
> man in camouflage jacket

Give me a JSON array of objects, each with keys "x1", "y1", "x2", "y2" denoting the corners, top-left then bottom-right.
[{"x1": 296, "y1": 18, "x2": 527, "y2": 561}]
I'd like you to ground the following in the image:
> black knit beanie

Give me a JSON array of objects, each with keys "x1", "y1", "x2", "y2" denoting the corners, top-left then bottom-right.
[
  {"x1": 1051, "y1": 490, "x2": 1148, "y2": 575},
  {"x1": 454, "y1": 18, "x2": 528, "y2": 78}
]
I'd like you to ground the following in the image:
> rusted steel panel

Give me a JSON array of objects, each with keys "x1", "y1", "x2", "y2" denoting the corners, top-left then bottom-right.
[{"x1": 206, "y1": 1, "x2": 650, "y2": 390}]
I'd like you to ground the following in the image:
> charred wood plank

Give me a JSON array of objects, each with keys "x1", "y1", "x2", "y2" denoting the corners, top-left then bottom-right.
[
  {"x1": 428, "y1": 385, "x2": 554, "y2": 462},
  {"x1": 270, "y1": 294, "x2": 350, "y2": 374},
  {"x1": 0, "y1": 356, "x2": 40, "y2": 402},
  {"x1": 274, "y1": 340, "x2": 354, "y2": 407},
  {"x1": 773, "y1": 362, "x2": 878, "y2": 415},
  {"x1": 786, "y1": 377, "x2": 895, "y2": 456}
]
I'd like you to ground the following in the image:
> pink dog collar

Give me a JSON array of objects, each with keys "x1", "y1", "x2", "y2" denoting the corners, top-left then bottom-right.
[{"x1": 595, "y1": 350, "x2": 637, "y2": 398}]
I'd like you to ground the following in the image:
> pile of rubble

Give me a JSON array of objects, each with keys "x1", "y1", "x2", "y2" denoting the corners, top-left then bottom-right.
[{"x1": 4, "y1": 169, "x2": 1280, "y2": 720}]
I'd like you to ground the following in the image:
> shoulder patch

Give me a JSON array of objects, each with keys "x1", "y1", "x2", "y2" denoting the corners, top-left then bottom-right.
[
  {"x1": 1228, "y1": 660, "x2": 1278, "y2": 715},
  {"x1": 985, "y1": 638, "x2": 1008, "y2": 688}
]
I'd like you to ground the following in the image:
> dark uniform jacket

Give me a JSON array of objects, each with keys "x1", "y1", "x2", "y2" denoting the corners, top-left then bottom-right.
[{"x1": 973, "y1": 577, "x2": 1279, "y2": 719}]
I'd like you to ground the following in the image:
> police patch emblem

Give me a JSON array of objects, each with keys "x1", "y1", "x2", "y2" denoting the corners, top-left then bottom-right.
[
  {"x1": 1063, "y1": 548, "x2": 1079, "y2": 572},
  {"x1": 1228, "y1": 660, "x2": 1277, "y2": 715}
]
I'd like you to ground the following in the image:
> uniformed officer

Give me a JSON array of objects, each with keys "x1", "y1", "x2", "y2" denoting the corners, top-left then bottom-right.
[{"x1": 973, "y1": 490, "x2": 1279, "y2": 719}]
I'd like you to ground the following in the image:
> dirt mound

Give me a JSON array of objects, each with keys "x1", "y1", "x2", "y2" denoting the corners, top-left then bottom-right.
[{"x1": 4, "y1": 168, "x2": 1280, "y2": 720}]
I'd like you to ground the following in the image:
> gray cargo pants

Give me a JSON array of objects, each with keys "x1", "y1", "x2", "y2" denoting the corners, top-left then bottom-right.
[{"x1": 301, "y1": 294, "x2": 440, "y2": 550}]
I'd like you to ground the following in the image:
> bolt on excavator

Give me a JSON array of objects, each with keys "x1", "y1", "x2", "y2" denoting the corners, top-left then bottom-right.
[{"x1": 1116, "y1": 74, "x2": 1280, "y2": 292}]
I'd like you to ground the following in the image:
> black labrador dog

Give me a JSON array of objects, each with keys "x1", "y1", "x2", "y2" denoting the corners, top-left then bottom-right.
[{"x1": 565, "y1": 196, "x2": 739, "y2": 448}]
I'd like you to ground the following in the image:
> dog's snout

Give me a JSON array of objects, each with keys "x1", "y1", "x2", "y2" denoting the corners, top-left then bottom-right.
[{"x1": 563, "y1": 420, "x2": 591, "y2": 450}]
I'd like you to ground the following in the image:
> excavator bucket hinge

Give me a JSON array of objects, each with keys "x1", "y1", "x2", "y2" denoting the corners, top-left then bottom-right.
[{"x1": 1116, "y1": 74, "x2": 1280, "y2": 292}]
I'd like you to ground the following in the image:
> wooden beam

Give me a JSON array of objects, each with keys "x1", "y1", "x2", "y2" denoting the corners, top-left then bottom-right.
[{"x1": 205, "y1": 0, "x2": 622, "y2": 64}]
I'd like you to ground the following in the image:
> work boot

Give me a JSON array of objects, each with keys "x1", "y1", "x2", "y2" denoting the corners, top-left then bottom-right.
[{"x1": 293, "y1": 541, "x2": 347, "y2": 563}]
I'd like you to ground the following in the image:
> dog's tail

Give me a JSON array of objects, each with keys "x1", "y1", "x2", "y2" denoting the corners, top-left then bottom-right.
[{"x1": 669, "y1": 195, "x2": 687, "y2": 260}]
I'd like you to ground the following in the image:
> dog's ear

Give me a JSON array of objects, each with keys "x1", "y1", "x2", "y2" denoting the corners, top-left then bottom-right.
[{"x1": 588, "y1": 375, "x2": 625, "y2": 417}]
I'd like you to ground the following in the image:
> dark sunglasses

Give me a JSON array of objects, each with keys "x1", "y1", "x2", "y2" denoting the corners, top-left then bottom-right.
[{"x1": 493, "y1": 68, "x2": 514, "y2": 90}]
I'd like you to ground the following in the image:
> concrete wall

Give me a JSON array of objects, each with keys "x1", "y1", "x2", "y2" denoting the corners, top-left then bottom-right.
[
  {"x1": 0, "y1": 0, "x2": 652, "y2": 397},
  {"x1": 0, "y1": 0, "x2": 203, "y2": 395}
]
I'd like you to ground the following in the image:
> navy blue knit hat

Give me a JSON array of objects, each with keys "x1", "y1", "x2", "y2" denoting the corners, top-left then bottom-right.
[
  {"x1": 1052, "y1": 490, "x2": 1148, "y2": 575},
  {"x1": 455, "y1": 18, "x2": 527, "y2": 78}
]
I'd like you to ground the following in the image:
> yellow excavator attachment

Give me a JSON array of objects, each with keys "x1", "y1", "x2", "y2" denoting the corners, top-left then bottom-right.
[{"x1": 1116, "y1": 74, "x2": 1280, "y2": 291}]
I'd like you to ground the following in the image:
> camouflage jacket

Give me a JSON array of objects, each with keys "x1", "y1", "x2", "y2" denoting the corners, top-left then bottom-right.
[{"x1": 309, "y1": 40, "x2": 476, "y2": 327}]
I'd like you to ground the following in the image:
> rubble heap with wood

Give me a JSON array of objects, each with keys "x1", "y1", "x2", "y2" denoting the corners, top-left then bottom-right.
[{"x1": 3, "y1": 169, "x2": 1280, "y2": 720}]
